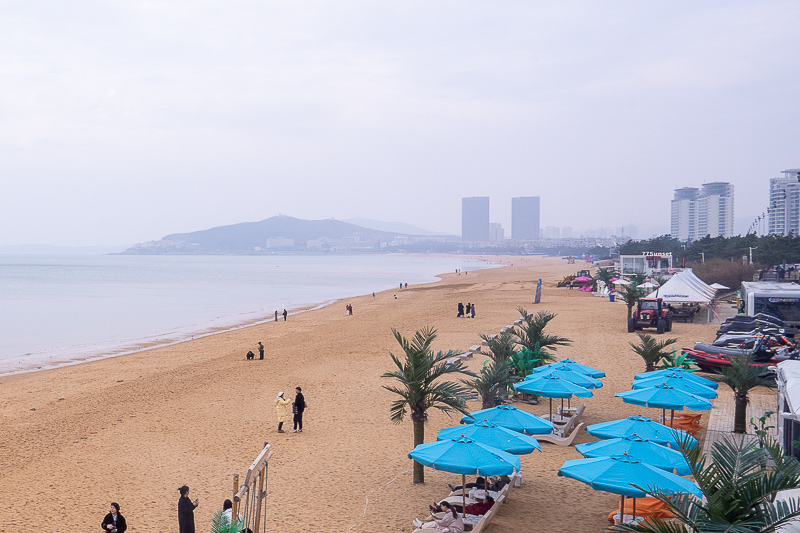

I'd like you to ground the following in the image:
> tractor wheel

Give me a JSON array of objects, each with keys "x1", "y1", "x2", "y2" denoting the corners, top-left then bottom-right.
[
  {"x1": 666, "y1": 319, "x2": 673, "y2": 332},
  {"x1": 656, "y1": 318, "x2": 666, "y2": 334},
  {"x1": 628, "y1": 318, "x2": 636, "y2": 333}
]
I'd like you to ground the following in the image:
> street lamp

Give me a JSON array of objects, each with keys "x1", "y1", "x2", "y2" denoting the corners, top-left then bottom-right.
[{"x1": 749, "y1": 247, "x2": 757, "y2": 265}]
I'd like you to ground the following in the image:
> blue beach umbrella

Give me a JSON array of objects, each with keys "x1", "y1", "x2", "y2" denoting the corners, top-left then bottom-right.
[
  {"x1": 634, "y1": 368, "x2": 718, "y2": 389},
  {"x1": 409, "y1": 436, "x2": 521, "y2": 511},
  {"x1": 616, "y1": 384, "x2": 714, "y2": 428},
  {"x1": 532, "y1": 359, "x2": 605, "y2": 378},
  {"x1": 461, "y1": 405, "x2": 554, "y2": 435},
  {"x1": 576, "y1": 435, "x2": 694, "y2": 475},
  {"x1": 514, "y1": 373, "x2": 592, "y2": 419},
  {"x1": 632, "y1": 375, "x2": 718, "y2": 399},
  {"x1": 558, "y1": 454, "x2": 701, "y2": 519},
  {"x1": 522, "y1": 367, "x2": 603, "y2": 389},
  {"x1": 438, "y1": 419, "x2": 541, "y2": 455},
  {"x1": 586, "y1": 416, "x2": 697, "y2": 448}
]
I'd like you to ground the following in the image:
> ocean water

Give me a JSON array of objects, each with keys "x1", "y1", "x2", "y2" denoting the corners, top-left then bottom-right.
[{"x1": 0, "y1": 254, "x2": 494, "y2": 376}]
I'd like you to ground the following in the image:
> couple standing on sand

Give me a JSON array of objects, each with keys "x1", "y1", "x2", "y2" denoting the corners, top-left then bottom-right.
[{"x1": 275, "y1": 387, "x2": 306, "y2": 433}]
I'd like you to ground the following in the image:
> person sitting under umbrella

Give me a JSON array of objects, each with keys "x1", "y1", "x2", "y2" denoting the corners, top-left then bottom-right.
[
  {"x1": 413, "y1": 501, "x2": 464, "y2": 532},
  {"x1": 429, "y1": 495, "x2": 494, "y2": 516}
]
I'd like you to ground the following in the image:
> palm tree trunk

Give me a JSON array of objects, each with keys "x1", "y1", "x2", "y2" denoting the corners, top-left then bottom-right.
[
  {"x1": 734, "y1": 392, "x2": 748, "y2": 434},
  {"x1": 412, "y1": 419, "x2": 425, "y2": 483}
]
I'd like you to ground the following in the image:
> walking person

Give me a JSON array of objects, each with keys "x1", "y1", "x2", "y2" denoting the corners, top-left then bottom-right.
[
  {"x1": 471, "y1": 304, "x2": 476, "y2": 318},
  {"x1": 290, "y1": 387, "x2": 306, "y2": 433},
  {"x1": 349, "y1": 304, "x2": 353, "y2": 315},
  {"x1": 177, "y1": 485, "x2": 198, "y2": 533},
  {"x1": 101, "y1": 502, "x2": 127, "y2": 533},
  {"x1": 283, "y1": 309, "x2": 287, "y2": 321},
  {"x1": 457, "y1": 302, "x2": 464, "y2": 317},
  {"x1": 258, "y1": 342, "x2": 264, "y2": 360},
  {"x1": 274, "y1": 310, "x2": 278, "y2": 322},
  {"x1": 275, "y1": 391, "x2": 291, "y2": 433}
]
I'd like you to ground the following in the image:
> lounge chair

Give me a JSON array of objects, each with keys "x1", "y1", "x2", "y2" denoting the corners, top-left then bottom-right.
[
  {"x1": 470, "y1": 509, "x2": 495, "y2": 533},
  {"x1": 544, "y1": 404, "x2": 586, "y2": 436},
  {"x1": 537, "y1": 422, "x2": 585, "y2": 446}
]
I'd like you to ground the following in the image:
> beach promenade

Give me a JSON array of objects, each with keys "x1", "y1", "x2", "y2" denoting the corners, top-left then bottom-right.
[{"x1": 0, "y1": 256, "x2": 732, "y2": 532}]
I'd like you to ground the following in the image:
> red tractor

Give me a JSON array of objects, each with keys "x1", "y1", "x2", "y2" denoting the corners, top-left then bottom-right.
[{"x1": 628, "y1": 298, "x2": 673, "y2": 334}]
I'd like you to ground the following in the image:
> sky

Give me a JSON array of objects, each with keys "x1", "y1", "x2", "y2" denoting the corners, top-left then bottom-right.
[{"x1": 1, "y1": 1, "x2": 798, "y2": 246}]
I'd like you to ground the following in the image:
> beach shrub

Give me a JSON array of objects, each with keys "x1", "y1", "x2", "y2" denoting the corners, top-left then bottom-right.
[
  {"x1": 611, "y1": 434, "x2": 800, "y2": 533},
  {"x1": 714, "y1": 352, "x2": 776, "y2": 434},
  {"x1": 211, "y1": 510, "x2": 243, "y2": 533},
  {"x1": 514, "y1": 308, "x2": 570, "y2": 360},
  {"x1": 463, "y1": 359, "x2": 515, "y2": 409},
  {"x1": 658, "y1": 348, "x2": 696, "y2": 371},
  {"x1": 381, "y1": 327, "x2": 476, "y2": 484},
  {"x1": 629, "y1": 333, "x2": 678, "y2": 372},
  {"x1": 510, "y1": 346, "x2": 544, "y2": 379},
  {"x1": 479, "y1": 330, "x2": 517, "y2": 362}
]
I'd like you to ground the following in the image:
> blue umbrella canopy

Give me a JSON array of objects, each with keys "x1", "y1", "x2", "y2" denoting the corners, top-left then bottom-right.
[
  {"x1": 513, "y1": 373, "x2": 594, "y2": 398},
  {"x1": 576, "y1": 435, "x2": 693, "y2": 476},
  {"x1": 632, "y1": 375, "x2": 718, "y2": 399},
  {"x1": 533, "y1": 359, "x2": 605, "y2": 378},
  {"x1": 461, "y1": 405, "x2": 554, "y2": 435},
  {"x1": 616, "y1": 384, "x2": 714, "y2": 411},
  {"x1": 558, "y1": 454, "x2": 702, "y2": 498},
  {"x1": 408, "y1": 436, "x2": 521, "y2": 476},
  {"x1": 586, "y1": 417, "x2": 697, "y2": 448},
  {"x1": 634, "y1": 368, "x2": 718, "y2": 390},
  {"x1": 522, "y1": 367, "x2": 603, "y2": 389},
  {"x1": 438, "y1": 419, "x2": 541, "y2": 455}
]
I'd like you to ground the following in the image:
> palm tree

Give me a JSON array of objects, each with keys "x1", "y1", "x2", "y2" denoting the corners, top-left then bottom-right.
[
  {"x1": 629, "y1": 333, "x2": 678, "y2": 372},
  {"x1": 595, "y1": 267, "x2": 617, "y2": 291},
  {"x1": 630, "y1": 272, "x2": 647, "y2": 285},
  {"x1": 479, "y1": 330, "x2": 517, "y2": 362},
  {"x1": 620, "y1": 283, "x2": 645, "y2": 320},
  {"x1": 612, "y1": 434, "x2": 800, "y2": 532},
  {"x1": 715, "y1": 352, "x2": 776, "y2": 433},
  {"x1": 381, "y1": 327, "x2": 476, "y2": 484},
  {"x1": 514, "y1": 308, "x2": 570, "y2": 359},
  {"x1": 510, "y1": 343, "x2": 547, "y2": 379},
  {"x1": 463, "y1": 359, "x2": 515, "y2": 409}
]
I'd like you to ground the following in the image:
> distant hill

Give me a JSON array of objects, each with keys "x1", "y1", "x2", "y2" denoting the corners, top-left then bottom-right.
[
  {"x1": 343, "y1": 218, "x2": 452, "y2": 237},
  {"x1": 120, "y1": 215, "x2": 422, "y2": 254}
]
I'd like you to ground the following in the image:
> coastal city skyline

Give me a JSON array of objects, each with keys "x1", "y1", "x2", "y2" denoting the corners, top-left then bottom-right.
[{"x1": 1, "y1": 2, "x2": 798, "y2": 247}]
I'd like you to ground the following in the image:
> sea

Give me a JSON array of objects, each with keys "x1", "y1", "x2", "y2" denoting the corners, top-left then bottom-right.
[{"x1": 0, "y1": 254, "x2": 496, "y2": 376}]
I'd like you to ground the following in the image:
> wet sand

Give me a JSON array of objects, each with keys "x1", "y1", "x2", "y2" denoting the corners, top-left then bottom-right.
[{"x1": 0, "y1": 256, "x2": 721, "y2": 532}]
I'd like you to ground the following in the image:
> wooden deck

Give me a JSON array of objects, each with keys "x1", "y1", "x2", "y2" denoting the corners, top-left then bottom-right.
[{"x1": 700, "y1": 389, "x2": 778, "y2": 457}]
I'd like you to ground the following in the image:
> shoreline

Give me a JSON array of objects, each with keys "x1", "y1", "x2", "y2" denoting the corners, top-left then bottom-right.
[{"x1": 0, "y1": 254, "x2": 503, "y2": 378}]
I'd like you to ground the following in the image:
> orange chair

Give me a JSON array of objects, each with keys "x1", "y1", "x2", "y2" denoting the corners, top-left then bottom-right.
[{"x1": 606, "y1": 497, "x2": 676, "y2": 524}]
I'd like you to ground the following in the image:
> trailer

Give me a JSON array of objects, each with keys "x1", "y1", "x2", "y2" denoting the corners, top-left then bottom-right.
[{"x1": 740, "y1": 281, "x2": 800, "y2": 327}]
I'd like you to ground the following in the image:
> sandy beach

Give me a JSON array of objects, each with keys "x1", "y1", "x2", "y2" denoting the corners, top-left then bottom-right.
[{"x1": 0, "y1": 256, "x2": 724, "y2": 532}]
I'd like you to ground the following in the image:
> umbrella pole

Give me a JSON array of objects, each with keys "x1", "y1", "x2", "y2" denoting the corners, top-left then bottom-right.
[
  {"x1": 671, "y1": 409, "x2": 675, "y2": 428},
  {"x1": 462, "y1": 474, "x2": 466, "y2": 517},
  {"x1": 549, "y1": 398, "x2": 553, "y2": 420},
  {"x1": 561, "y1": 398, "x2": 565, "y2": 415},
  {"x1": 620, "y1": 495, "x2": 625, "y2": 524},
  {"x1": 633, "y1": 497, "x2": 636, "y2": 522}
]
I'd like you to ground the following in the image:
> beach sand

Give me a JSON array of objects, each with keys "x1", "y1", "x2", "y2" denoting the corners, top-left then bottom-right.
[{"x1": 0, "y1": 256, "x2": 723, "y2": 532}]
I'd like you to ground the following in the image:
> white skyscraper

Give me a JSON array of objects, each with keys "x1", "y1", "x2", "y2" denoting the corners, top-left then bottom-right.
[
  {"x1": 671, "y1": 182, "x2": 734, "y2": 241},
  {"x1": 768, "y1": 169, "x2": 800, "y2": 236}
]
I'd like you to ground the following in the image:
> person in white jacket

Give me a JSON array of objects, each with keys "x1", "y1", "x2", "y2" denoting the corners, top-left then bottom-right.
[{"x1": 414, "y1": 501, "x2": 464, "y2": 533}]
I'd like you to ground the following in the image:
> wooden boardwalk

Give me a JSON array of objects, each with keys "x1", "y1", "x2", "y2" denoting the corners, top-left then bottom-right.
[{"x1": 701, "y1": 389, "x2": 778, "y2": 457}]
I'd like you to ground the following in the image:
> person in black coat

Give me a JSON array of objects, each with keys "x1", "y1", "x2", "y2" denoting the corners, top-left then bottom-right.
[
  {"x1": 177, "y1": 485, "x2": 199, "y2": 533},
  {"x1": 291, "y1": 386, "x2": 306, "y2": 433},
  {"x1": 101, "y1": 502, "x2": 127, "y2": 533}
]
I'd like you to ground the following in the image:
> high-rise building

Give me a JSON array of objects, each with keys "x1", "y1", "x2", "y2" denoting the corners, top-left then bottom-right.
[
  {"x1": 489, "y1": 223, "x2": 504, "y2": 242},
  {"x1": 768, "y1": 170, "x2": 800, "y2": 236},
  {"x1": 511, "y1": 196, "x2": 540, "y2": 240},
  {"x1": 670, "y1": 182, "x2": 734, "y2": 240},
  {"x1": 462, "y1": 197, "x2": 490, "y2": 241}
]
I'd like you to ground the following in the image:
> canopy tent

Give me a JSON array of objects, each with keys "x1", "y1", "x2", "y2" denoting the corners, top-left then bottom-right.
[{"x1": 646, "y1": 269, "x2": 716, "y2": 304}]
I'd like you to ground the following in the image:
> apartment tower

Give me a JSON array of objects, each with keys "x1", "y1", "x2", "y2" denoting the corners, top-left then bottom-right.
[
  {"x1": 670, "y1": 182, "x2": 734, "y2": 241},
  {"x1": 511, "y1": 196, "x2": 540, "y2": 240},
  {"x1": 768, "y1": 169, "x2": 800, "y2": 236},
  {"x1": 461, "y1": 197, "x2": 490, "y2": 241}
]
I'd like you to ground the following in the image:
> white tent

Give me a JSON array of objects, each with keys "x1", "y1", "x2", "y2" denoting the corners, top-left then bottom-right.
[{"x1": 645, "y1": 269, "x2": 716, "y2": 303}]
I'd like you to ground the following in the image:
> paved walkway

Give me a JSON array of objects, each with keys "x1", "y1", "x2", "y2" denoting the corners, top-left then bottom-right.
[{"x1": 701, "y1": 389, "x2": 778, "y2": 457}]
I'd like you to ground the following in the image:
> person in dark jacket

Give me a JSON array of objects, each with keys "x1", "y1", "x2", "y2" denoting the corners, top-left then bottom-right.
[
  {"x1": 178, "y1": 485, "x2": 198, "y2": 533},
  {"x1": 290, "y1": 386, "x2": 306, "y2": 433},
  {"x1": 101, "y1": 502, "x2": 127, "y2": 533}
]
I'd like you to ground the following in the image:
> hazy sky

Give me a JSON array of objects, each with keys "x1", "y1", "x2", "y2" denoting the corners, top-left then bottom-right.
[{"x1": 1, "y1": 1, "x2": 797, "y2": 246}]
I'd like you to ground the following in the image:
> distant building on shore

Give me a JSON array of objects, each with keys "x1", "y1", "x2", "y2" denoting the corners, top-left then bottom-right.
[
  {"x1": 671, "y1": 182, "x2": 734, "y2": 241},
  {"x1": 768, "y1": 169, "x2": 800, "y2": 236},
  {"x1": 511, "y1": 196, "x2": 540, "y2": 240},
  {"x1": 489, "y1": 222, "x2": 505, "y2": 242},
  {"x1": 462, "y1": 196, "x2": 490, "y2": 241}
]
